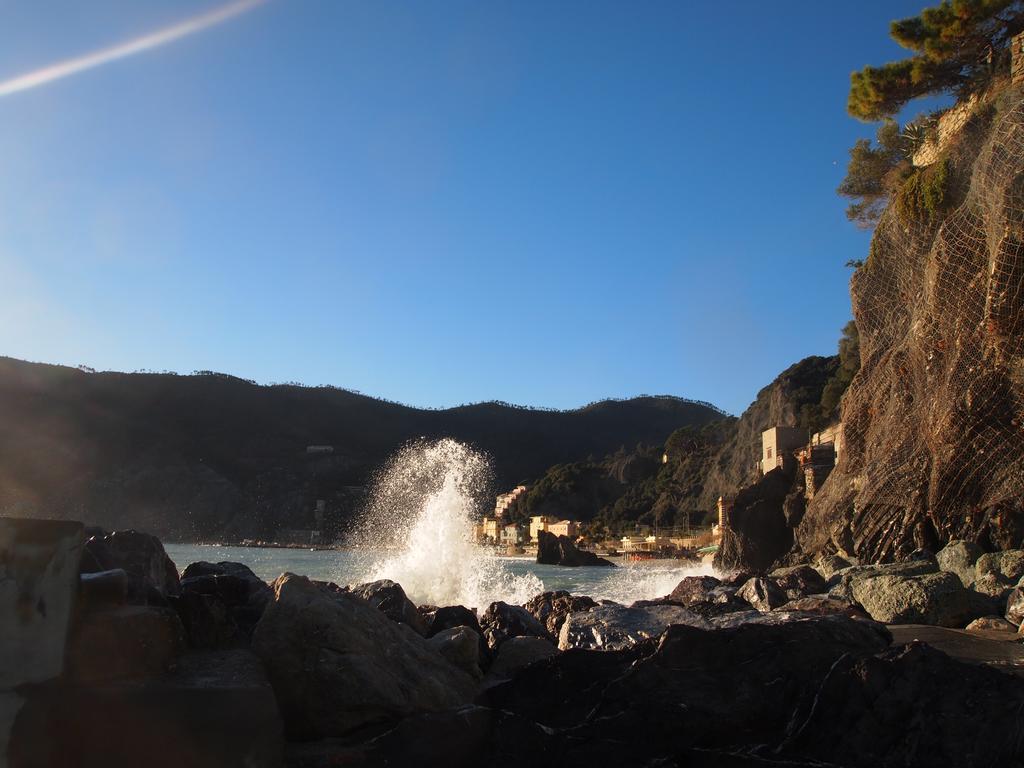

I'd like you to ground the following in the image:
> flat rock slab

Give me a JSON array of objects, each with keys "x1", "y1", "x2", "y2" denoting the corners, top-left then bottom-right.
[{"x1": 889, "y1": 624, "x2": 1024, "y2": 677}]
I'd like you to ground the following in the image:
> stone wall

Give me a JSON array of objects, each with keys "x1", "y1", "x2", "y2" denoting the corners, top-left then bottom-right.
[{"x1": 912, "y1": 94, "x2": 980, "y2": 167}]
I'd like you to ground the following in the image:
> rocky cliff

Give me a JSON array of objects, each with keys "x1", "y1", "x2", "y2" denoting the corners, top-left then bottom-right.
[
  {"x1": 797, "y1": 87, "x2": 1024, "y2": 562},
  {"x1": 700, "y1": 355, "x2": 839, "y2": 508}
]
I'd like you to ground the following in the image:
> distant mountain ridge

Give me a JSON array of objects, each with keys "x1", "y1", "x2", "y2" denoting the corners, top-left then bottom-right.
[{"x1": 0, "y1": 356, "x2": 726, "y2": 541}]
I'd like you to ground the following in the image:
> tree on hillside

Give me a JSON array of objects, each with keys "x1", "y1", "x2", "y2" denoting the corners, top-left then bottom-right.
[
  {"x1": 837, "y1": 119, "x2": 912, "y2": 227},
  {"x1": 848, "y1": 0, "x2": 1024, "y2": 121},
  {"x1": 819, "y1": 321, "x2": 861, "y2": 418}
]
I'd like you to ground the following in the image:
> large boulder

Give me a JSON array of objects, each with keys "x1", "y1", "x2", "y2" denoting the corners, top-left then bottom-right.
[
  {"x1": 82, "y1": 529, "x2": 180, "y2": 603},
  {"x1": 971, "y1": 550, "x2": 1024, "y2": 610},
  {"x1": 536, "y1": 530, "x2": 615, "y2": 567},
  {"x1": 349, "y1": 579, "x2": 428, "y2": 637},
  {"x1": 736, "y1": 576, "x2": 788, "y2": 612},
  {"x1": 251, "y1": 573, "x2": 475, "y2": 739},
  {"x1": 714, "y1": 462, "x2": 797, "y2": 573},
  {"x1": 666, "y1": 575, "x2": 721, "y2": 606},
  {"x1": 828, "y1": 558, "x2": 938, "y2": 601},
  {"x1": 421, "y1": 604, "x2": 490, "y2": 668},
  {"x1": 558, "y1": 604, "x2": 710, "y2": 650},
  {"x1": 936, "y1": 540, "x2": 983, "y2": 587},
  {"x1": 771, "y1": 641, "x2": 1024, "y2": 767},
  {"x1": 175, "y1": 561, "x2": 272, "y2": 647},
  {"x1": 523, "y1": 590, "x2": 598, "y2": 636},
  {"x1": 814, "y1": 553, "x2": 853, "y2": 580},
  {"x1": 485, "y1": 636, "x2": 558, "y2": 683},
  {"x1": 769, "y1": 564, "x2": 827, "y2": 598},
  {"x1": 479, "y1": 601, "x2": 552, "y2": 649},
  {"x1": 969, "y1": 571, "x2": 1017, "y2": 610},
  {"x1": 850, "y1": 571, "x2": 969, "y2": 627},
  {"x1": 975, "y1": 549, "x2": 1024, "y2": 584},
  {"x1": 422, "y1": 604, "x2": 482, "y2": 638},
  {"x1": 485, "y1": 615, "x2": 893, "y2": 763},
  {"x1": 426, "y1": 626, "x2": 483, "y2": 680}
]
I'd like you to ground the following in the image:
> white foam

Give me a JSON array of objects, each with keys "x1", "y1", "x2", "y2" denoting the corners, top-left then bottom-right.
[{"x1": 349, "y1": 438, "x2": 543, "y2": 608}]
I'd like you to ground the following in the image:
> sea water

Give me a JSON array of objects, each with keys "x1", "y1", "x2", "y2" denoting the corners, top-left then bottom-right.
[{"x1": 166, "y1": 438, "x2": 711, "y2": 607}]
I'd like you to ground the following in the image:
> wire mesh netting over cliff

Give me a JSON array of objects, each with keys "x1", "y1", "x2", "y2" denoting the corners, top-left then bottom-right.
[{"x1": 798, "y1": 88, "x2": 1024, "y2": 562}]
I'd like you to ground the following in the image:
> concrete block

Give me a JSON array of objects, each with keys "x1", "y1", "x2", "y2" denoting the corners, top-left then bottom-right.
[{"x1": 0, "y1": 518, "x2": 84, "y2": 688}]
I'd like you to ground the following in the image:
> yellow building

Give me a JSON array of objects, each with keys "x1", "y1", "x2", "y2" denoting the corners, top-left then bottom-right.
[
  {"x1": 481, "y1": 517, "x2": 500, "y2": 542},
  {"x1": 529, "y1": 515, "x2": 557, "y2": 543},
  {"x1": 547, "y1": 520, "x2": 579, "y2": 539}
]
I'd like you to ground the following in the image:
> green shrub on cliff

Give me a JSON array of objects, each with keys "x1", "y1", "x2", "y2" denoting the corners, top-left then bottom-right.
[
  {"x1": 895, "y1": 158, "x2": 952, "y2": 224},
  {"x1": 848, "y1": 0, "x2": 1024, "y2": 121}
]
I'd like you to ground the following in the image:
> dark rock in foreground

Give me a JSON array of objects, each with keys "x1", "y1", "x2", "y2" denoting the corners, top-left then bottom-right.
[
  {"x1": 714, "y1": 462, "x2": 797, "y2": 573},
  {"x1": 522, "y1": 590, "x2": 598, "y2": 636},
  {"x1": 558, "y1": 604, "x2": 711, "y2": 650},
  {"x1": 251, "y1": 573, "x2": 476, "y2": 740},
  {"x1": 479, "y1": 601, "x2": 553, "y2": 649},
  {"x1": 81, "y1": 529, "x2": 180, "y2": 603},
  {"x1": 348, "y1": 578, "x2": 428, "y2": 637},
  {"x1": 536, "y1": 530, "x2": 615, "y2": 567},
  {"x1": 173, "y1": 561, "x2": 272, "y2": 648}
]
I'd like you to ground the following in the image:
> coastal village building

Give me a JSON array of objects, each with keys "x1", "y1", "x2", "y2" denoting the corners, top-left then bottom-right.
[
  {"x1": 481, "y1": 517, "x2": 500, "y2": 542},
  {"x1": 760, "y1": 426, "x2": 806, "y2": 475},
  {"x1": 529, "y1": 515, "x2": 557, "y2": 543},
  {"x1": 500, "y1": 523, "x2": 524, "y2": 547},
  {"x1": 547, "y1": 520, "x2": 579, "y2": 539},
  {"x1": 800, "y1": 423, "x2": 844, "y2": 500},
  {"x1": 494, "y1": 485, "x2": 528, "y2": 518}
]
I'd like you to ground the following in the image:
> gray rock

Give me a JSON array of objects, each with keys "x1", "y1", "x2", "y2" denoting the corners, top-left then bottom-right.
[
  {"x1": 480, "y1": 601, "x2": 552, "y2": 649},
  {"x1": 769, "y1": 565, "x2": 828, "y2": 598},
  {"x1": 970, "y1": 572, "x2": 1016, "y2": 612},
  {"x1": 252, "y1": 573, "x2": 475, "y2": 739},
  {"x1": 1005, "y1": 586, "x2": 1024, "y2": 626},
  {"x1": 851, "y1": 571, "x2": 968, "y2": 627},
  {"x1": 349, "y1": 579, "x2": 428, "y2": 637},
  {"x1": 522, "y1": 590, "x2": 598, "y2": 636},
  {"x1": 557, "y1": 604, "x2": 710, "y2": 650},
  {"x1": 736, "y1": 576, "x2": 788, "y2": 612},
  {"x1": 485, "y1": 636, "x2": 557, "y2": 681},
  {"x1": 426, "y1": 625, "x2": 482, "y2": 679},
  {"x1": 976, "y1": 550, "x2": 1024, "y2": 583},
  {"x1": 667, "y1": 575, "x2": 722, "y2": 606},
  {"x1": 814, "y1": 553, "x2": 853, "y2": 580},
  {"x1": 828, "y1": 559, "x2": 938, "y2": 601},
  {"x1": 936, "y1": 540, "x2": 983, "y2": 587}
]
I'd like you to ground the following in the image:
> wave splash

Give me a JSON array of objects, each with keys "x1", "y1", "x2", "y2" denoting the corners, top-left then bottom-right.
[{"x1": 350, "y1": 438, "x2": 542, "y2": 609}]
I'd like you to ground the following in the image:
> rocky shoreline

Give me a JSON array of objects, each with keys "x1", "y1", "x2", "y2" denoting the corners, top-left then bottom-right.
[{"x1": 6, "y1": 518, "x2": 1024, "y2": 767}]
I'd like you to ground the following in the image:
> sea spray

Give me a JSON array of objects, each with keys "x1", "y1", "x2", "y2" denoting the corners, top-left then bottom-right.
[{"x1": 349, "y1": 438, "x2": 542, "y2": 608}]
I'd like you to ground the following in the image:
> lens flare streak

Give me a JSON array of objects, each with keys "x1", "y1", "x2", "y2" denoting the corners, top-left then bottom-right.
[{"x1": 0, "y1": 0, "x2": 267, "y2": 98}]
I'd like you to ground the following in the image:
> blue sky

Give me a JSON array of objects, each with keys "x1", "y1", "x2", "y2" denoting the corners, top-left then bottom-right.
[{"x1": 0, "y1": 1, "x2": 937, "y2": 415}]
